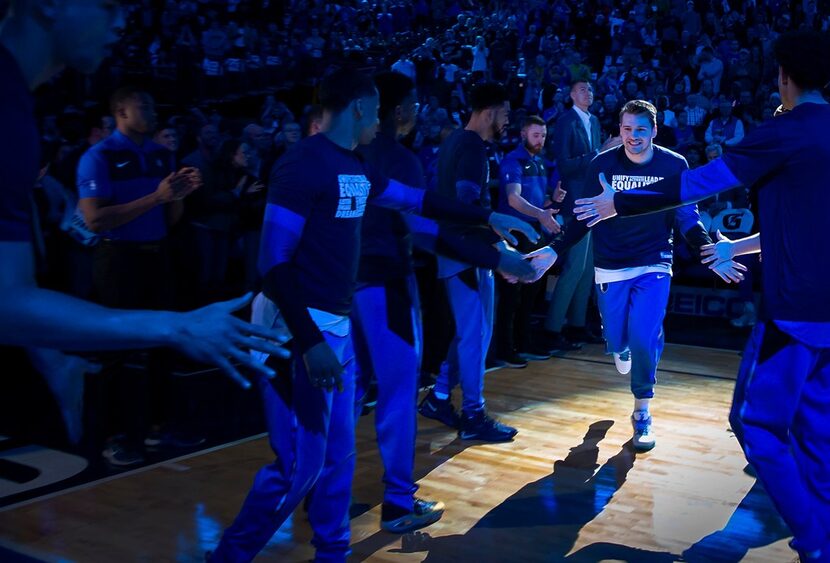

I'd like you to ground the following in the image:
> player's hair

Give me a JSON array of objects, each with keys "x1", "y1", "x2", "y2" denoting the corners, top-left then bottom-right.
[
  {"x1": 619, "y1": 99, "x2": 657, "y2": 129},
  {"x1": 469, "y1": 82, "x2": 509, "y2": 112},
  {"x1": 773, "y1": 30, "x2": 830, "y2": 91},
  {"x1": 374, "y1": 71, "x2": 416, "y2": 123},
  {"x1": 109, "y1": 86, "x2": 149, "y2": 116},
  {"x1": 319, "y1": 67, "x2": 377, "y2": 114},
  {"x1": 522, "y1": 115, "x2": 547, "y2": 129}
]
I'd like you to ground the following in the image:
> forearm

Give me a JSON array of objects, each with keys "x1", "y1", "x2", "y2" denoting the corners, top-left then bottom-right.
[
  {"x1": 508, "y1": 193, "x2": 545, "y2": 220},
  {"x1": 82, "y1": 192, "x2": 163, "y2": 233},
  {"x1": 548, "y1": 216, "x2": 589, "y2": 254},
  {"x1": 614, "y1": 160, "x2": 743, "y2": 216},
  {"x1": 372, "y1": 180, "x2": 491, "y2": 224},
  {"x1": 0, "y1": 286, "x2": 178, "y2": 350},
  {"x1": 731, "y1": 232, "x2": 761, "y2": 256},
  {"x1": 682, "y1": 222, "x2": 713, "y2": 258}
]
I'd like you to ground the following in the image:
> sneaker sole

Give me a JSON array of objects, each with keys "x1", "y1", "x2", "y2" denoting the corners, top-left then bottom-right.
[
  {"x1": 458, "y1": 431, "x2": 517, "y2": 442},
  {"x1": 633, "y1": 441, "x2": 656, "y2": 452},
  {"x1": 381, "y1": 509, "x2": 445, "y2": 534},
  {"x1": 499, "y1": 362, "x2": 528, "y2": 369}
]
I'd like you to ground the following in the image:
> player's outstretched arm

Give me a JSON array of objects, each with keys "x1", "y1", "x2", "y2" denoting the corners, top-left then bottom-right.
[
  {"x1": 701, "y1": 231, "x2": 761, "y2": 266},
  {"x1": 1, "y1": 241, "x2": 289, "y2": 389}
]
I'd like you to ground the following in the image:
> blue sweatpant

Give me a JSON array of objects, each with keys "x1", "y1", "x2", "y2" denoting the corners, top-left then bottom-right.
[
  {"x1": 352, "y1": 275, "x2": 421, "y2": 512},
  {"x1": 434, "y1": 268, "x2": 494, "y2": 414},
  {"x1": 595, "y1": 273, "x2": 671, "y2": 399},
  {"x1": 731, "y1": 321, "x2": 830, "y2": 553},
  {"x1": 210, "y1": 329, "x2": 356, "y2": 563}
]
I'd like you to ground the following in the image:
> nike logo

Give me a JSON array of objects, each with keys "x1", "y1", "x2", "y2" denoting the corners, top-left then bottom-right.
[
  {"x1": 116, "y1": 161, "x2": 130, "y2": 168},
  {"x1": 656, "y1": 275, "x2": 667, "y2": 279}
]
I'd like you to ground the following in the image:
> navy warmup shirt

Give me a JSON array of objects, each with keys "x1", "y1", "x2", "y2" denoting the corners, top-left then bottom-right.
[
  {"x1": 267, "y1": 133, "x2": 390, "y2": 316},
  {"x1": 720, "y1": 104, "x2": 830, "y2": 322},
  {"x1": 436, "y1": 128, "x2": 490, "y2": 277},
  {"x1": 356, "y1": 131, "x2": 425, "y2": 283},
  {"x1": 614, "y1": 103, "x2": 830, "y2": 323},
  {"x1": 587, "y1": 145, "x2": 696, "y2": 271}
]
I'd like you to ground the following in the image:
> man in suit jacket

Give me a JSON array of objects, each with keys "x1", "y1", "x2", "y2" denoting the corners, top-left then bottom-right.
[{"x1": 544, "y1": 80, "x2": 620, "y2": 350}]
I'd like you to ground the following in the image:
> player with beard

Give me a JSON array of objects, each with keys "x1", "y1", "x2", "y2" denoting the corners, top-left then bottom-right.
[
  {"x1": 419, "y1": 82, "x2": 524, "y2": 442},
  {"x1": 493, "y1": 115, "x2": 567, "y2": 367},
  {"x1": 546, "y1": 100, "x2": 745, "y2": 451},
  {"x1": 352, "y1": 72, "x2": 538, "y2": 533}
]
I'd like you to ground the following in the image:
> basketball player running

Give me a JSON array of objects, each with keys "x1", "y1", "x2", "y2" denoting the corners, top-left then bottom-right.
[
  {"x1": 574, "y1": 30, "x2": 830, "y2": 562},
  {"x1": 545, "y1": 100, "x2": 744, "y2": 451}
]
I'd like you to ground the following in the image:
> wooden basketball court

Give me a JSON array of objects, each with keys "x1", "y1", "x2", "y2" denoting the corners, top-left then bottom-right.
[{"x1": 0, "y1": 344, "x2": 795, "y2": 562}]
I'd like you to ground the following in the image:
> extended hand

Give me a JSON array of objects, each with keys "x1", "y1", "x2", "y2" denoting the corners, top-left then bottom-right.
[
  {"x1": 489, "y1": 212, "x2": 540, "y2": 246},
  {"x1": 523, "y1": 246, "x2": 558, "y2": 283},
  {"x1": 574, "y1": 173, "x2": 617, "y2": 227},
  {"x1": 701, "y1": 230, "x2": 735, "y2": 266},
  {"x1": 711, "y1": 259, "x2": 747, "y2": 284},
  {"x1": 170, "y1": 293, "x2": 291, "y2": 389},
  {"x1": 537, "y1": 208, "x2": 561, "y2": 235},
  {"x1": 302, "y1": 341, "x2": 344, "y2": 392},
  {"x1": 497, "y1": 245, "x2": 536, "y2": 283}
]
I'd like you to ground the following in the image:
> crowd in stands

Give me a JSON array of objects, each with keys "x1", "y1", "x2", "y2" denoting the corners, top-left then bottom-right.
[{"x1": 22, "y1": 0, "x2": 826, "y2": 464}]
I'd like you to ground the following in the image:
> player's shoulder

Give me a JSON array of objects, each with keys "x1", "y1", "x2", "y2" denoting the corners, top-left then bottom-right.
[
  {"x1": 653, "y1": 144, "x2": 686, "y2": 162},
  {"x1": 653, "y1": 144, "x2": 689, "y2": 168},
  {"x1": 593, "y1": 145, "x2": 621, "y2": 165}
]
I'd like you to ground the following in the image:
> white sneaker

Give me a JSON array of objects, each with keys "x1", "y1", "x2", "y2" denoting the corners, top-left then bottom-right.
[
  {"x1": 631, "y1": 410, "x2": 655, "y2": 451},
  {"x1": 613, "y1": 350, "x2": 632, "y2": 375}
]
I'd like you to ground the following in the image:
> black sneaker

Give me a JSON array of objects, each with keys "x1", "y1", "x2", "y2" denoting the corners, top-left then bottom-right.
[
  {"x1": 543, "y1": 330, "x2": 583, "y2": 353},
  {"x1": 144, "y1": 430, "x2": 207, "y2": 450},
  {"x1": 518, "y1": 347, "x2": 551, "y2": 361},
  {"x1": 102, "y1": 437, "x2": 145, "y2": 467},
  {"x1": 459, "y1": 409, "x2": 518, "y2": 442},
  {"x1": 418, "y1": 390, "x2": 461, "y2": 429},
  {"x1": 484, "y1": 358, "x2": 506, "y2": 373},
  {"x1": 495, "y1": 354, "x2": 528, "y2": 369},
  {"x1": 381, "y1": 498, "x2": 445, "y2": 533},
  {"x1": 565, "y1": 326, "x2": 605, "y2": 345}
]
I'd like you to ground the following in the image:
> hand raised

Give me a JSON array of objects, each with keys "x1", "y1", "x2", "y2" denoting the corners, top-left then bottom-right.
[
  {"x1": 489, "y1": 212, "x2": 540, "y2": 246},
  {"x1": 701, "y1": 230, "x2": 735, "y2": 266},
  {"x1": 574, "y1": 173, "x2": 617, "y2": 227}
]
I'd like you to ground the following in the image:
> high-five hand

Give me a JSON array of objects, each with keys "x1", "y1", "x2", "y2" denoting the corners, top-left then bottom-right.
[
  {"x1": 574, "y1": 173, "x2": 617, "y2": 227},
  {"x1": 488, "y1": 212, "x2": 540, "y2": 246}
]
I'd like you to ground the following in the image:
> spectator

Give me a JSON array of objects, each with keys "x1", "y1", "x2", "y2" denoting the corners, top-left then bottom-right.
[
  {"x1": 77, "y1": 87, "x2": 202, "y2": 466},
  {"x1": 684, "y1": 93, "x2": 708, "y2": 128},
  {"x1": 543, "y1": 80, "x2": 616, "y2": 350},
  {"x1": 705, "y1": 97, "x2": 745, "y2": 147},
  {"x1": 182, "y1": 123, "x2": 221, "y2": 173},
  {"x1": 494, "y1": 115, "x2": 562, "y2": 366},
  {"x1": 188, "y1": 138, "x2": 253, "y2": 305},
  {"x1": 696, "y1": 47, "x2": 725, "y2": 94}
]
